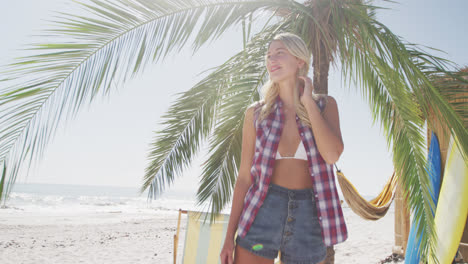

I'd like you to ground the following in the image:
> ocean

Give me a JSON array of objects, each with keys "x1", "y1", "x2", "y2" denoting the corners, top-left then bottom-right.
[
  {"x1": 1, "y1": 182, "x2": 390, "y2": 216},
  {"x1": 2, "y1": 183, "x2": 206, "y2": 214}
]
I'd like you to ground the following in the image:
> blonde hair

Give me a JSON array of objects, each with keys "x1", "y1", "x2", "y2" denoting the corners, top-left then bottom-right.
[{"x1": 257, "y1": 32, "x2": 313, "y2": 128}]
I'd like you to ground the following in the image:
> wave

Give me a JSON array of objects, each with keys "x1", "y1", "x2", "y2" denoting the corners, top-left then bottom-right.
[{"x1": 2, "y1": 183, "x2": 209, "y2": 214}]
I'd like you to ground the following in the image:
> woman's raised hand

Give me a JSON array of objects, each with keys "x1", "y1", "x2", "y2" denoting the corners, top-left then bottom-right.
[{"x1": 298, "y1": 76, "x2": 315, "y2": 106}]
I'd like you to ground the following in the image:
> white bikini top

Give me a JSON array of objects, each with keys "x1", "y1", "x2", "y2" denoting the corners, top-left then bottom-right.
[{"x1": 275, "y1": 140, "x2": 307, "y2": 160}]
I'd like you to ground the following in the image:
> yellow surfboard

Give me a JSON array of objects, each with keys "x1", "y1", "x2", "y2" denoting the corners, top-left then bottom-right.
[{"x1": 429, "y1": 135, "x2": 468, "y2": 264}]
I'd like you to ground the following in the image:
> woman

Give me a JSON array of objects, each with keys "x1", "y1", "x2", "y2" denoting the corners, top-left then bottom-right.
[{"x1": 220, "y1": 32, "x2": 348, "y2": 264}]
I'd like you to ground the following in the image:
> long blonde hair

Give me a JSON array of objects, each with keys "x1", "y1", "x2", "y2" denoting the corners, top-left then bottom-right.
[{"x1": 257, "y1": 32, "x2": 313, "y2": 129}]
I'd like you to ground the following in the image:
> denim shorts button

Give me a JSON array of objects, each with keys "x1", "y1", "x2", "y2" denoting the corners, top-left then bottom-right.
[{"x1": 287, "y1": 217, "x2": 294, "y2": 222}]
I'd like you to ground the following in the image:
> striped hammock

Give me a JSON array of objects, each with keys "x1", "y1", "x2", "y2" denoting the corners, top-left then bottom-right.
[{"x1": 336, "y1": 168, "x2": 398, "y2": 220}]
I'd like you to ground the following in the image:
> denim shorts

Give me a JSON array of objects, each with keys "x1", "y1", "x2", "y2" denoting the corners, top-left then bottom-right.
[{"x1": 236, "y1": 184, "x2": 326, "y2": 264}]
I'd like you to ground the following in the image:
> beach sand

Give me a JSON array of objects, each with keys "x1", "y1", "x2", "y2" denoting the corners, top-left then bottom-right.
[{"x1": 0, "y1": 208, "x2": 404, "y2": 264}]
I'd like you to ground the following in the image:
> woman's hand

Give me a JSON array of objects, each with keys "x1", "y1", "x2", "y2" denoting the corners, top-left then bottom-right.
[
  {"x1": 220, "y1": 238, "x2": 235, "y2": 264},
  {"x1": 298, "y1": 76, "x2": 315, "y2": 106}
]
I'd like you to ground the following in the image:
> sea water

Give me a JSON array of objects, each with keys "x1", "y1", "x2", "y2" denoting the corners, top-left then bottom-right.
[
  {"x1": 1, "y1": 183, "x2": 207, "y2": 214},
  {"x1": 1, "y1": 182, "x2": 388, "y2": 216}
]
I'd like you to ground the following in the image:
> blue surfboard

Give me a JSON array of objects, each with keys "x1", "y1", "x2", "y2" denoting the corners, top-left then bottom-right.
[{"x1": 405, "y1": 132, "x2": 441, "y2": 263}]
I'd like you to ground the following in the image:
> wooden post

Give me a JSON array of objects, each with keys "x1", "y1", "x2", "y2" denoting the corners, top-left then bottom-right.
[
  {"x1": 456, "y1": 70, "x2": 468, "y2": 261},
  {"x1": 460, "y1": 216, "x2": 468, "y2": 262},
  {"x1": 393, "y1": 180, "x2": 410, "y2": 256},
  {"x1": 174, "y1": 209, "x2": 186, "y2": 264}
]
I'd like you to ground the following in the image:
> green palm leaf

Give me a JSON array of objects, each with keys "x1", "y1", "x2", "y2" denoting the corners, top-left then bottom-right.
[
  {"x1": 433, "y1": 69, "x2": 468, "y2": 127},
  {"x1": 141, "y1": 70, "x2": 224, "y2": 198},
  {"x1": 195, "y1": 28, "x2": 281, "y2": 215},
  {"x1": 141, "y1": 53, "x2": 237, "y2": 198},
  {"x1": 417, "y1": 62, "x2": 468, "y2": 129},
  {"x1": 333, "y1": 3, "x2": 467, "y2": 262},
  {"x1": 0, "y1": 0, "x2": 289, "y2": 201},
  {"x1": 142, "y1": 21, "x2": 287, "y2": 200}
]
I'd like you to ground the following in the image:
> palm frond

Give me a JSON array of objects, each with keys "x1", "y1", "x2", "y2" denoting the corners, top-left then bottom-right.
[
  {"x1": 143, "y1": 21, "x2": 287, "y2": 201},
  {"x1": 431, "y1": 69, "x2": 468, "y2": 128},
  {"x1": 141, "y1": 79, "x2": 221, "y2": 197},
  {"x1": 394, "y1": 44, "x2": 467, "y2": 159},
  {"x1": 141, "y1": 56, "x2": 232, "y2": 198},
  {"x1": 417, "y1": 63, "x2": 468, "y2": 128},
  {"x1": 332, "y1": 2, "x2": 467, "y2": 262},
  {"x1": 0, "y1": 0, "x2": 288, "y2": 201},
  {"x1": 195, "y1": 28, "x2": 284, "y2": 216}
]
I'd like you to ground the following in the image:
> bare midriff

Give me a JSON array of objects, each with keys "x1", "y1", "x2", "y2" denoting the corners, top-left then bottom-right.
[
  {"x1": 270, "y1": 110, "x2": 314, "y2": 189},
  {"x1": 271, "y1": 159, "x2": 313, "y2": 189}
]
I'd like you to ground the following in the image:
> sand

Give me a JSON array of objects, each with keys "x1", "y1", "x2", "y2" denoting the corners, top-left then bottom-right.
[{"x1": 0, "y1": 208, "x2": 404, "y2": 264}]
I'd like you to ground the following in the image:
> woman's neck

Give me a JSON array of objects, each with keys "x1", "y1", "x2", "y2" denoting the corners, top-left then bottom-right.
[{"x1": 277, "y1": 78, "x2": 297, "y2": 110}]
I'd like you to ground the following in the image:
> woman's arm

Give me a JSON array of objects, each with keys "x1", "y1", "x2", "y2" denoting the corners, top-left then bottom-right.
[
  {"x1": 299, "y1": 76, "x2": 344, "y2": 164},
  {"x1": 220, "y1": 105, "x2": 256, "y2": 263},
  {"x1": 303, "y1": 96, "x2": 344, "y2": 164},
  {"x1": 224, "y1": 105, "x2": 255, "y2": 239}
]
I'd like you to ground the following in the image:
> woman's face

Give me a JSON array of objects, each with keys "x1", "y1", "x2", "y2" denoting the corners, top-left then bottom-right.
[{"x1": 266, "y1": 40, "x2": 304, "y2": 83}]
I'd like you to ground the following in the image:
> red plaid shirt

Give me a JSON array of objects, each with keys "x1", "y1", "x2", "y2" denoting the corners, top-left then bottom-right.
[{"x1": 237, "y1": 95, "x2": 348, "y2": 246}]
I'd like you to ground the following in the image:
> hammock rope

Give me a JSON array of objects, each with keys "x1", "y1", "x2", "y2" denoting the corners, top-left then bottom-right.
[{"x1": 334, "y1": 164, "x2": 398, "y2": 220}]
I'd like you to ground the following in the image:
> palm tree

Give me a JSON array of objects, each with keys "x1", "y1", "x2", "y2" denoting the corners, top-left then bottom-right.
[{"x1": 1, "y1": 0, "x2": 467, "y2": 263}]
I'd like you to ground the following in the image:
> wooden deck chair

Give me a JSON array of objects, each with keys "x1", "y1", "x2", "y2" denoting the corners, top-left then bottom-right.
[
  {"x1": 174, "y1": 209, "x2": 229, "y2": 264},
  {"x1": 174, "y1": 209, "x2": 283, "y2": 264}
]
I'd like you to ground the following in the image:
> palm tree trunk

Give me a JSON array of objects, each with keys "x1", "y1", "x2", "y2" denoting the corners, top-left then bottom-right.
[{"x1": 312, "y1": 41, "x2": 330, "y2": 95}]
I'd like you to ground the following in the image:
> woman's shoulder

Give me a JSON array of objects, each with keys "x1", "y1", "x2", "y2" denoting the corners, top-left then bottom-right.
[
  {"x1": 317, "y1": 95, "x2": 338, "y2": 113},
  {"x1": 324, "y1": 95, "x2": 338, "y2": 108},
  {"x1": 248, "y1": 99, "x2": 265, "y2": 108},
  {"x1": 325, "y1": 95, "x2": 337, "y2": 103},
  {"x1": 245, "y1": 100, "x2": 265, "y2": 123},
  {"x1": 247, "y1": 99, "x2": 265, "y2": 112}
]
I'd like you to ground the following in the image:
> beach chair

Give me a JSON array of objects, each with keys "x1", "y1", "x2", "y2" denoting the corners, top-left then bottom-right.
[
  {"x1": 174, "y1": 209, "x2": 230, "y2": 264},
  {"x1": 174, "y1": 209, "x2": 283, "y2": 264}
]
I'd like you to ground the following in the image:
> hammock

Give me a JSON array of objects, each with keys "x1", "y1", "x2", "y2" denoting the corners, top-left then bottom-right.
[{"x1": 335, "y1": 165, "x2": 398, "y2": 220}]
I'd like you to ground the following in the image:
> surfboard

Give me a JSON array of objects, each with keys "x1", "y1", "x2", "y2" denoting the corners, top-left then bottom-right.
[
  {"x1": 428, "y1": 135, "x2": 468, "y2": 264},
  {"x1": 405, "y1": 132, "x2": 441, "y2": 264}
]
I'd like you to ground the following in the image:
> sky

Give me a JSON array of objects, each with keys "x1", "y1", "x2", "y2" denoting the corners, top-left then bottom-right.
[{"x1": 1, "y1": 0, "x2": 467, "y2": 198}]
